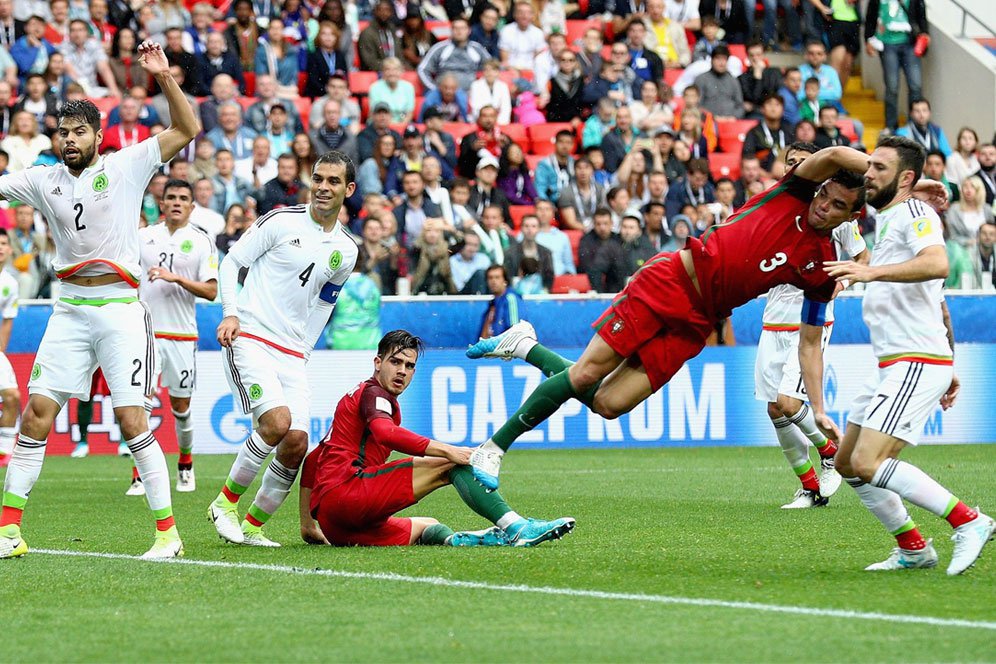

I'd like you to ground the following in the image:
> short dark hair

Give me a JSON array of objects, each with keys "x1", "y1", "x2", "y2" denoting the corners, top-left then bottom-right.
[
  {"x1": 450, "y1": 176, "x2": 471, "y2": 190},
  {"x1": 804, "y1": 76, "x2": 820, "y2": 87},
  {"x1": 805, "y1": 39, "x2": 825, "y2": 51},
  {"x1": 818, "y1": 105, "x2": 836, "y2": 117},
  {"x1": 644, "y1": 200, "x2": 666, "y2": 212},
  {"x1": 0, "y1": 228, "x2": 8, "y2": 239},
  {"x1": 593, "y1": 206, "x2": 612, "y2": 219},
  {"x1": 377, "y1": 330, "x2": 425, "y2": 360},
  {"x1": 784, "y1": 66, "x2": 800, "y2": 77},
  {"x1": 163, "y1": 178, "x2": 193, "y2": 198},
  {"x1": 57, "y1": 99, "x2": 101, "y2": 132},
  {"x1": 715, "y1": 177, "x2": 735, "y2": 187},
  {"x1": 555, "y1": 129, "x2": 574, "y2": 142},
  {"x1": 910, "y1": 98, "x2": 931, "y2": 111},
  {"x1": 827, "y1": 170, "x2": 867, "y2": 212},
  {"x1": 486, "y1": 264, "x2": 509, "y2": 282},
  {"x1": 746, "y1": 38, "x2": 766, "y2": 51},
  {"x1": 687, "y1": 158, "x2": 710, "y2": 176},
  {"x1": 762, "y1": 93, "x2": 784, "y2": 106},
  {"x1": 925, "y1": 149, "x2": 946, "y2": 164},
  {"x1": 69, "y1": 18, "x2": 89, "y2": 30},
  {"x1": 313, "y1": 149, "x2": 356, "y2": 183},
  {"x1": 787, "y1": 141, "x2": 819, "y2": 156},
  {"x1": 877, "y1": 134, "x2": 927, "y2": 186}
]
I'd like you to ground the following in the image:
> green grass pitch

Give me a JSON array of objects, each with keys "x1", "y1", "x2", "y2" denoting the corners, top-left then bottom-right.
[{"x1": 3, "y1": 445, "x2": 995, "y2": 662}]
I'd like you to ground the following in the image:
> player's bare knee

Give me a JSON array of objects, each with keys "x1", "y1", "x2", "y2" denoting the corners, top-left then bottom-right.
[
  {"x1": 170, "y1": 396, "x2": 191, "y2": 415},
  {"x1": 850, "y1": 449, "x2": 883, "y2": 483},
  {"x1": 592, "y1": 391, "x2": 627, "y2": 420},
  {"x1": 277, "y1": 431, "x2": 309, "y2": 467},
  {"x1": 1, "y1": 389, "x2": 20, "y2": 419},
  {"x1": 117, "y1": 408, "x2": 149, "y2": 440},
  {"x1": 568, "y1": 360, "x2": 606, "y2": 394},
  {"x1": 766, "y1": 402, "x2": 783, "y2": 420},
  {"x1": 257, "y1": 408, "x2": 291, "y2": 444}
]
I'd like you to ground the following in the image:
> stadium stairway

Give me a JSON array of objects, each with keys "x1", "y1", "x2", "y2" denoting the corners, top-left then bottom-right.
[{"x1": 843, "y1": 75, "x2": 886, "y2": 149}]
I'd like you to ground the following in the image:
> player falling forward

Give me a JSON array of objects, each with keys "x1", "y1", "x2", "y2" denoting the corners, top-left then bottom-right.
[
  {"x1": 465, "y1": 146, "x2": 948, "y2": 493},
  {"x1": 824, "y1": 136, "x2": 994, "y2": 575},
  {"x1": 299, "y1": 330, "x2": 575, "y2": 547},
  {"x1": 210, "y1": 150, "x2": 359, "y2": 547},
  {"x1": 0, "y1": 229, "x2": 20, "y2": 468},
  {"x1": 0, "y1": 41, "x2": 199, "y2": 560},
  {"x1": 754, "y1": 142, "x2": 869, "y2": 509},
  {"x1": 131, "y1": 179, "x2": 218, "y2": 495}
]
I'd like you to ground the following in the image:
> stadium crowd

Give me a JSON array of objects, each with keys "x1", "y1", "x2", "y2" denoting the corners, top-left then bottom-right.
[{"x1": 2, "y1": 0, "x2": 996, "y2": 306}]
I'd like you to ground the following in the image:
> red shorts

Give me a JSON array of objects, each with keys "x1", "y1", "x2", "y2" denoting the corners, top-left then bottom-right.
[
  {"x1": 313, "y1": 458, "x2": 416, "y2": 546},
  {"x1": 591, "y1": 252, "x2": 715, "y2": 391}
]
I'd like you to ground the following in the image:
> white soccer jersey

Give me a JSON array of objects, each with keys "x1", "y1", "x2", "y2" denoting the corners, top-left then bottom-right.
[
  {"x1": 224, "y1": 204, "x2": 358, "y2": 356},
  {"x1": 761, "y1": 220, "x2": 867, "y2": 329},
  {"x1": 862, "y1": 198, "x2": 951, "y2": 365},
  {"x1": 0, "y1": 140, "x2": 162, "y2": 286},
  {"x1": 139, "y1": 222, "x2": 218, "y2": 339},
  {"x1": 0, "y1": 270, "x2": 18, "y2": 320}
]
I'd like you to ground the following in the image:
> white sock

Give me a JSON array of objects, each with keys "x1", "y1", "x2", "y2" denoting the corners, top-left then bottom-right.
[
  {"x1": 247, "y1": 458, "x2": 298, "y2": 525},
  {"x1": 0, "y1": 427, "x2": 17, "y2": 456},
  {"x1": 126, "y1": 431, "x2": 172, "y2": 513},
  {"x1": 845, "y1": 476, "x2": 911, "y2": 532},
  {"x1": 871, "y1": 458, "x2": 953, "y2": 518},
  {"x1": 772, "y1": 415, "x2": 810, "y2": 470},
  {"x1": 3, "y1": 435, "x2": 46, "y2": 505},
  {"x1": 480, "y1": 439, "x2": 504, "y2": 455},
  {"x1": 222, "y1": 432, "x2": 272, "y2": 501},
  {"x1": 513, "y1": 337, "x2": 538, "y2": 360},
  {"x1": 143, "y1": 397, "x2": 154, "y2": 415},
  {"x1": 496, "y1": 511, "x2": 523, "y2": 530},
  {"x1": 173, "y1": 408, "x2": 194, "y2": 455},
  {"x1": 786, "y1": 403, "x2": 831, "y2": 447}
]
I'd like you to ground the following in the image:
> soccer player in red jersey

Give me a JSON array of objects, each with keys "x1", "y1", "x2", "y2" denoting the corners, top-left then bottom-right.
[
  {"x1": 466, "y1": 145, "x2": 949, "y2": 491},
  {"x1": 299, "y1": 330, "x2": 575, "y2": 547}
]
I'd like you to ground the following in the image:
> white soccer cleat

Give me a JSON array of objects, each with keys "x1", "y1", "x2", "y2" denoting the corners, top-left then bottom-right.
[
  {"x1": 141, "y1": 533, "x2": 184, "y2": 560},
  {"x1": 0, "y1": 525, "x2": 27, "y2": 559},
  {"x1": 470, "y1": 443, "x2": 504, "y2": 491},
  {"x1": 865, "y1": 539, "x2": 938, "y2": 571},
  {"x1": 118, "y1": 443, "x2": 132, "y2": 457},
  {"x1": 242, "y1": 527, "x2": 281, "y2": 548},
  {"x1": 209, "y1": 501, "x2": 245, "y2": 544},
  {"x1": 818, "y1": 457, "x2": 842, "y2": 497},
  {"x1": 176, "y1": 469, "x2": 196, "y2": 493},
  {"x1": 125, "y1": 478, "x2": 146, "y2": 496},
  {"x1": 781, "y1": 488, "x2": 829, "y2": 509},
  {"x1": 947, "y1": 512, "x2": 996, "y2": 576},
  {"x1": 70, "y1": 443, "x2": 89, "y2": 458},
  {"x1": 466, "y1": 321, "x2": 537, "y2": 361}
]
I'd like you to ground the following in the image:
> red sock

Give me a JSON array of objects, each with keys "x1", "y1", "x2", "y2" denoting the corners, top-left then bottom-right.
[
  {"x1": 0, "y1": 506, "x2": 23, "y2": 527},
  {"x1": 156, "y1": 515, "x2": 175, "y2": 532},
  {"x1": 245, "y1": 512, "x2": 264, "y2": 528},
  {"x1": 221, "y1": 484, "x2": 241, "y2": 504},
  {"x1": 132, "y1": 466, "x2": 140, "y2": 481},
  {"x1": 946, "y1": 502, "x2": 978, "y2": 529},
  {"x1": 799, "y1": 467, "x2": 820, "y2": 492},
  {"x1": 896, "y1": 528, "x2": 927, "y2": 551},
  {"x1": 178, "y1": 452, "x2": 193, "y2": 467},
  {"x1": 817, "y1": 438, "x2": 838, "y2": 459}
]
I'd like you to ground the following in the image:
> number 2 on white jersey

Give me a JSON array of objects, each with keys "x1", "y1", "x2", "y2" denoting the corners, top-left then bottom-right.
[{"x1": 759, "y1": 252, "x2": 788, "y2": 273}]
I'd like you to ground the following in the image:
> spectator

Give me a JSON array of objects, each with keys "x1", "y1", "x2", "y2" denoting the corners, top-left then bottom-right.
[
  {"x1": 223, "y1": 0, "x2": 260, "y2": 76},
  {"x1": 199, "y1": 31, "x2": 244, "y2": 94},
  {"x1": 215, "y1": 203, "x2": 250, "y2": 256},
  {"x1": 395, "y1": 124, "x2": 453, "y2": 187},
  {"x1": 534, "y1": 198, "x2": 576, "y2": 275},
  {"x1": 814, "y1": 105, "x2": 849, "y2": 149},
  {"x1": 652, "y1": 127, "x2": 685, "y2": 182},
  {"x1": 254, "y1": 18, "x2": 301, "y2": 91},
  {"x1": 579, "y1": 208, "x2": 622, "y2": 291},
  {"x1": 309, "y1": 97, "x2": 360, "y2": 164},
  {"x1": 0, "y1": 1, "x2": 24, "y2": 51},
  {"x1": 326, "y1": 260, "x2": 383, "y2": 350},
  {"x1": 774, "y1": 67, "x2": 802, "y2": 126},
  {"x1": 10, "y1": 15, "x2": 56, "y2": 84},
  {"x1": 473, "y1": 204, "x2": 516, "y2": 264},
  {"x1": 279, "y1": 0, "x2": 309, "y2": 45},
  {"x1": 61, "y1": 18, "x2": 118, "y2": 98},
  {"x1": 257, "y1": 153, "x2": 306, "y2": 215},
  {"x1": 479, "y1": 264, "x2": 523, "y2": 339},
  {"x1": 190, "y1": 137, "x2": 218, "y2": 182},
  {"x1": 740, "y1": 39, "x2": 781, "y2": 118},
  {"x1": 676, "y1": 108, "x2": 709, "y2": 159},
  {"x1": 797, "y1": 40, "x2": 841, "y2": 109},
  {"x1": 450, "y1": 231, "x2": 490, "y2": 293},
  {"x1": 668, "y1": 0, "x2": 702, "y2": 31},
  {"x1": 557, "y1": 157, "x2": 606, "y2": 231},
  {"x1": 43, "y1": 0, "x2": 70, "y2": 45},
  {"x1": 246, "y1": 74, "x2": 304, "y2": 135},
  {"x1": 973, "y1": 143, "x2": 996, "y2": 206},
  {"x1": 420, "y1": 106, "x2": 457, "y2": 171},
  {"x1": 369, "y1": 57, "x2": 416, "y2": 124},
  {"x1": 41, "y1": 50, "x2": 72, "y2": 100},
  {"x1": 101, "y1": 95, "x2": 152, "y2": 153},
  {"x1": 512, "y1": 256, "x2": 545, "y2": 295},
  {"x1": 358, "y1": 132, "x2": 400, "y2": 197},
  {"x1": 691, "y1": 15, "x2": 723, "y2": 61},
  {"x1": 358, "y1": 1, "x2": 400, "y2": 73},
  {"x1": 946, "y1": 127, "x2": 980, "y2": 187},
  {"x1": 631, "y1": 80, "x2": 674, "y2": 135},
  {"x1": 456, "y1": 105, "x2": 509, "y2": 178},
  {"x1": 358, "y1": 103, "x2": 402, "y2": 163},
  {"x1": 535, "y1": 129, "x2": 576, "y2": 203},
  {"x1": 0, "y1": 82, "x2": 13, "y2": 139},
  {"x1": 303, "y1": 22, "x2": 348, "y2": 98},
  {"x1": 206, "y1": 102, "x2": 256, "y2": 160},
  {"x1": 645, "y1": 169, "x2": 668, "y2": 205},
  {"x1": 359, "y1": 214, "x2": 401, "y2": 295},
  {"x1": 394, "y1": 170, "x2": 443, "y2": 249},
  {"x1": 448, "y1": 176, "x2": 477, "y2": 231},
  {"x1": 642, "y1": 200, "x2": 668, "y2": 251},
  {"x1": 576, "y1": 27, "x2": 605, "y2": 82},
  {"x1": 162, "y1": 28, "x2": 202, "y2": 96},
  {"x1": 587, "y1": 144, "x2": 614, "y2": 186},
  {"x1": 606, "y1": 186, "x2": 631, "y2": 230},
  {"x1": 190, "y1": 178, "x2": 227, "y2": 239},
  {"x1": 946, "y1": 176, "x2": 994, "y2": 249},
  {"x1": 794, "y1": 118, "x2": 818, "y2": 144},
  {"x1": 601, "y1": 105, "x2": 642, "y2": 173},
  {"x1": 418, "y1": 72, "x2": 468, "y2": 122},
  {"x1": 106, "y1": 86, "x2": 162, "y2": 130},
  {"x1": 581, "y1": 60, "x2": 626, "y2": 113},
  {"x1": 1, "y1": 111, "x2": 49, "y2": 172},
  {"x1": 198, "y1": 74, "x2": 238, "y2": 135},
  {"x1": 971, "y1": 222, "x2": 996, "y2": 290},
  {"x1": 545, "y1": 48, "x2": 585, "y2": 124},
  {"x1": 714, "y1": 176, "x2": 737, "y2": 220},
  {"x1": 500, "y1": 1, "x2": 545, "y2": 71},
  {"x1": 12, "y1": 74, "x2": 58, "y2": 137},
  {"x1": 694, "y1": 45, "x2": 743, "y2": 121},
  {"x1": 505, "y1": 214, "x2": 554, "y2": 291},
  {"x1": 259, "y1": 103, "x2": 294, "y2": 156},
  {"x1": 497, "y1": 143, "x2": 538, "y2": 206},
  {"x1": 182, "y1": 2, "x2": 215, "y2": 58},
  {"x1": 662, "y1": 213, "x2": 692, "y2": 251},
  {"x1": 309, "y1": 74, "x2": 361, "y2": 133},
  {"x1": 923, "y1": 150, "x2": 959, "y2": 204},
  {"x1": 617, "y1": 212, "x2": 656, "y2": 278},
  {"x1": 700, "y1": 0, "x2": 750, "y2": 44},
  {"x1": 313, "y1": 1, "x2": 354, "y2": 67},
  {"x1": 470, "y1": 5, "x2": 500, "y2": 59},
  {"x1": 418, "y1": 18, "x2": 486, "y2": 92},
  {"x1": 665, "y1": 158, "x2": 714, "y2": 219},
  {"x1": 582, "y1": 98, "x2": 616, "y2": 150},
  {"x1": 410, "y1": 223, "x2": 456, "y2": 295},
  {"x1": 677, "y1": 84, "x2": 719, "y2": 152},
  {"x1": 742, "y1": 94, "x2": 791, "y2": 173},
  {"x1": 291, "y1": 131, "x2": 319, "y2": 183},
  {"x1": 645, "y1": 0, "x2": 691, "y2": 68},
  {"x1": 607, "y1": 41, "x2": 641, "y2": 103},
  {"x1": 468, "y1": 154, "x2": 511, "y2": 223},
  {"x1": 10, "y1": 205, "x2": 45, "y2": 298},
  {"x1": 235, "y1": 135, "x2": 279, "y2": 190},
  {"x1": 399, "y1": 9, "x2": 437, "y2": 72},
  {"x1": 421, "y1": 156, "x2": 455, "y2": 228},
  {"x1": 896, "y1": 98, "x2": 951, "y2": 157},
  {"x1": 211, "y1": 149, "x2": 255, "y2": 215},
  {"x1": 759, "y1": 0, "x2": 801, "y2": 52},
  {"x1": 469, "y1": 59, "x2": 512, "y2": 124},
  {"x1": 534, "y1": 32, "x2": 569, "y2": 99},
  {"x1": 798, "y1": 76, "x2": 821, "y2": 123},
  {"x1": 733, "y1": 155, "x2": 763, "y2": 207},
  {"x1": 615, "y1": 147, "x2": 660, "y2": 206},
  {"x1": 864, "y1": 0, "x2": 927, "y2": 132}
]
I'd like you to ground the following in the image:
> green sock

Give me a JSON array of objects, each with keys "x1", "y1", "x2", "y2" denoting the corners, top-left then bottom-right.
[
  {"x1": 418, "y1": 523, "x2": 456, "y2": 545},
  {"x1": 490, "y1": 370, "x2": 578, "y2": 452},
  {"x1": 77, "y1": 399, "x2": 93, "y2": 443},
  {"x1": 450, "y1": 466, "x2": 514, "y2": 523},
  {"x1": 525, "y1": 344, "x2": 573, "y2": 377}
]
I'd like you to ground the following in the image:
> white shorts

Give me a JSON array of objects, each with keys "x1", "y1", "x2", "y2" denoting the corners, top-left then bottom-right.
[
  {"x1": 847, "y1": 361, "x2": 953, "y2": 446},
  {"x1": 223, "y1": 335, "x2": 310, "y2": 433},
  {"x1": 754, "y1": 326, "x2": 832, "y2": 403},
  {"x1": 153, "y1": 338, "x2": 197, "y2": 398},
  {"x1": 0, "y1": 352, "x2": 16, "y2": 391},
  {"x1": 29, "y1": 284, "x2": 155, "y2": 409}
]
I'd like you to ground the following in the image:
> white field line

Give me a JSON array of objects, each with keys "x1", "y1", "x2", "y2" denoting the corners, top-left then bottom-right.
[{"x1": 31, "y1": 548, "x2": 996, "y2": 631}]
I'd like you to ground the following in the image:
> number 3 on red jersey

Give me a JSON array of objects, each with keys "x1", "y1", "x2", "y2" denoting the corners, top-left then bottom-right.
[{"x1": 759, "y1": 252, "x2": 788, "y2": 273}]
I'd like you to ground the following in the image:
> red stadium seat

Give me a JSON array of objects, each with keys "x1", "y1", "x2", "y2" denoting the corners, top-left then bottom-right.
[
  {"x1": 727, "y1": 44, "x2": 747, "y2": 67},
  {"x1": 91, "y1": 97, "x2": 117, "y2": 129},
  {"x1": 243, "y1": 71, "x2": 256, "y2": 97},
  {"x1": 717, "y1": 118, "x2": 757, "y2": 153},
  {"x1": 709, "y1": 152, "x2": 742, "y2": 181},
  {"x1": 400, "y1": 70, "x2": 423, "y2": 96},
  {"x1": 235, "y1": 96, "x2": 256, "y2": 113},
  {"x1": 565, "y1": 19, "x2": 602, "y2": 46},
  {"x1": 551, "y1": 273, "x2": 591, "y2": 294},
  {"x1": 837, "y1": 117, "x2": 859, "y2": 143},
  {"x1": 349, "y1": 71, "x2": 378, "y2": 93},
  {"x1": 564, "y1": 229, "x2": 584, "y2": 267},
  {"x1": 297, "y1": 71, "x2": 308, "y2": 96},
  {"x1": 503, "y1": 123, "x2": 528, "y2": 145},
  {"x1": 528, "y1": 122, "x2": 573, "y2": 156},
  {"x1": 508, "y1": 205, "x2": 533, "y2": 232},
  {"x1": 664, "y1": 68, "x2": 683, "y2": 87},
  {"x1": 292, "y1": 97, "x2": 312, "y2": 125},
  {"x1": 442, "y1": 122, "x2": 477, "y2": 141},
  {"x1": 525, "y1": 154, "x2": 544, "y2": 173},
  {"x1": 426, "y1": 21, "x2": 451, "y2": 39},
  {"x1": 360, "y1": 96, "x2": 369, "y2": 122}
]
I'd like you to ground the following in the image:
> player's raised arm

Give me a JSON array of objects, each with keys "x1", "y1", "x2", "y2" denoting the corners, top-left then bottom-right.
[
  {"x1": 794, "y1": 146, "x2": 871, "y2": 183},
  {"x1": 138, "y1": 40, "x2": 199, "y2": 163}
]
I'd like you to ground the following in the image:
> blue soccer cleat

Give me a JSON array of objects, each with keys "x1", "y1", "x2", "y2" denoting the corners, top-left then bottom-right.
[
  {"x1": 504, "y1": 517, "x2": 576, "y2": 547},
  {"x1": 470, "y1": 444, "x2": 503, "y2": 491},
  {"x1": 466, "y1": 321, "x2": 536, "y2": 360},
  {"x1": 448, "y1": 526, "x2": 510, "y2": 547}
]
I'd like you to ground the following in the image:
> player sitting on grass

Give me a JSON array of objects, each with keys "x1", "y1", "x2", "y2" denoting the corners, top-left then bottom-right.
[{"x1": 299, "y1": 330, "x2": 575, "y2": 547}]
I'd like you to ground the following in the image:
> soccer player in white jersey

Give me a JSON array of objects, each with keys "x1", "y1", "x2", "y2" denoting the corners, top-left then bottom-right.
[
  {"x1": 825, "y1": 135, "x2": 995, "y2": 575},
  {"x1": 754, "y1": 142, "x2": 870, "y2": 509},
  {"x1": 210, "y1": 149, "x2": 359, "y2": 547},
  {"x1": 0, "y1": 41, "x2": 199, "y2": 560},
  {"x1": 136, "y1": 179, "x2": 218, "y2": 494},
  {"x1": 0, "y1": 229, "x2": 20, "y2": 468}
]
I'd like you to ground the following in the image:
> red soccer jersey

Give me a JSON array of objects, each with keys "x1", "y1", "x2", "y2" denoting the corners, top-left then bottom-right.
[{"x1": 692, "y1": 171, "x2": 839, "y2": 318}]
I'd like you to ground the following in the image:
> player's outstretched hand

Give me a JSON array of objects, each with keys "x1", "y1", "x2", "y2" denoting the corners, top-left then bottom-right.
[
  {"x1": 911, "y1": 179, "x2": 949, "y2": 212},
  {"x1": 138, "y1": 40, "x2": 170, "y2": 77},
  {"x1": 217, "y1": 315, "x2": 241, "y2": 347},
  {"x1": 940, "y1": 374, "x2": 960, "y2": 411},
  {"x1": 814, "y1": 411, "x2": 843, "y2": 444},
  {"x1": 824, "y1": 260, "x2": 876, "y2": 284},
  {"x1": 148, "y1": 266, "x2": 179, "y2": 283},
  {"x1": 444, "y1": 445, "x2": 473, "y2": 466}
]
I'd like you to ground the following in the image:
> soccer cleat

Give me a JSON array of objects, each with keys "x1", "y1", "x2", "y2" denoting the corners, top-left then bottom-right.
[
  {"x1": 70, "y1": 442, "x2": 89, "y2": 458},
  {"x1": 864, "y1": 539, "x2": 938, "y2": 571},
  {"x1": 141, "y1": 531, "x2": 184, "y2": 560},
  {"x1": 505, "y1": 517, "x2": 576, "y2": 547},
  {"x1": 470, "y1": 444, "x2": 503, "y2": 491},
  {"x1": 466, "y1": 321, "x2": 536, "y2": 361},
  {"x1": 448, "y1": 526, "x2": 510, "y2": 547},
  {"x1": 176, "y1": 468, "x2": 196, "y2": 493},
  {"x1": 781, "y1": 488, "x2": 829, "y2": 509},
  {"x1": 125, "y1": 478, "x2": 146, "y2": 496},
  {"x1": 209, "y1": 501, "x2": 245, "y2": 544},
  {"x1": 118, "y1": 442, "x2": 132, "y2": 457},
  {"x1": 0, "y1": 524, "x2": 27, "y2": 559},
  {"x1": 818, "y1": 457, "x2": 842, "y2": 497},
  {"x1": 241, "y1": 524, "x2": 281, "y2": 548},
  {"x1": 947, "y1": 512, "x2": 996, "y2": 576}
]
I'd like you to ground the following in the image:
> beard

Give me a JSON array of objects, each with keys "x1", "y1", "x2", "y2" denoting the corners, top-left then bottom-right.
[
  {"x1": 866, "y1": 173, "x2": 899, "y2": 209},
  {"x1": 63, "y1": 142, "x2": 96, "y2": 170}
]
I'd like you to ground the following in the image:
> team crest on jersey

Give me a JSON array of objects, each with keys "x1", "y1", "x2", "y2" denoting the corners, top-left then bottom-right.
[
  {"x1": 31, "y1": 364, "x2": 41, "y2": 380},
  {"x1": 329, "y1": 250, "x2": 343, "y2": 270},
  {"x1": 611, "y1": 320, "x2": 624, "y2": 335},
  {"x1": 1, "y1": 286, "x2": 8, "y2": 297},
  {"x1": 249, "y1": 383, "x2": 263, "y2": 400},
  {"x1": 92, "y1": 173, "x2": 108, "y2": 192},
  {"x1": 913, "y1": 218, "x2": 932, "y2": 237},
  {"x1": 208, "y1": 254, "x2": 218, "y2": 269},
  {"x1": 180, "y1": 240, "x2": 194, "y2": 253}
]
